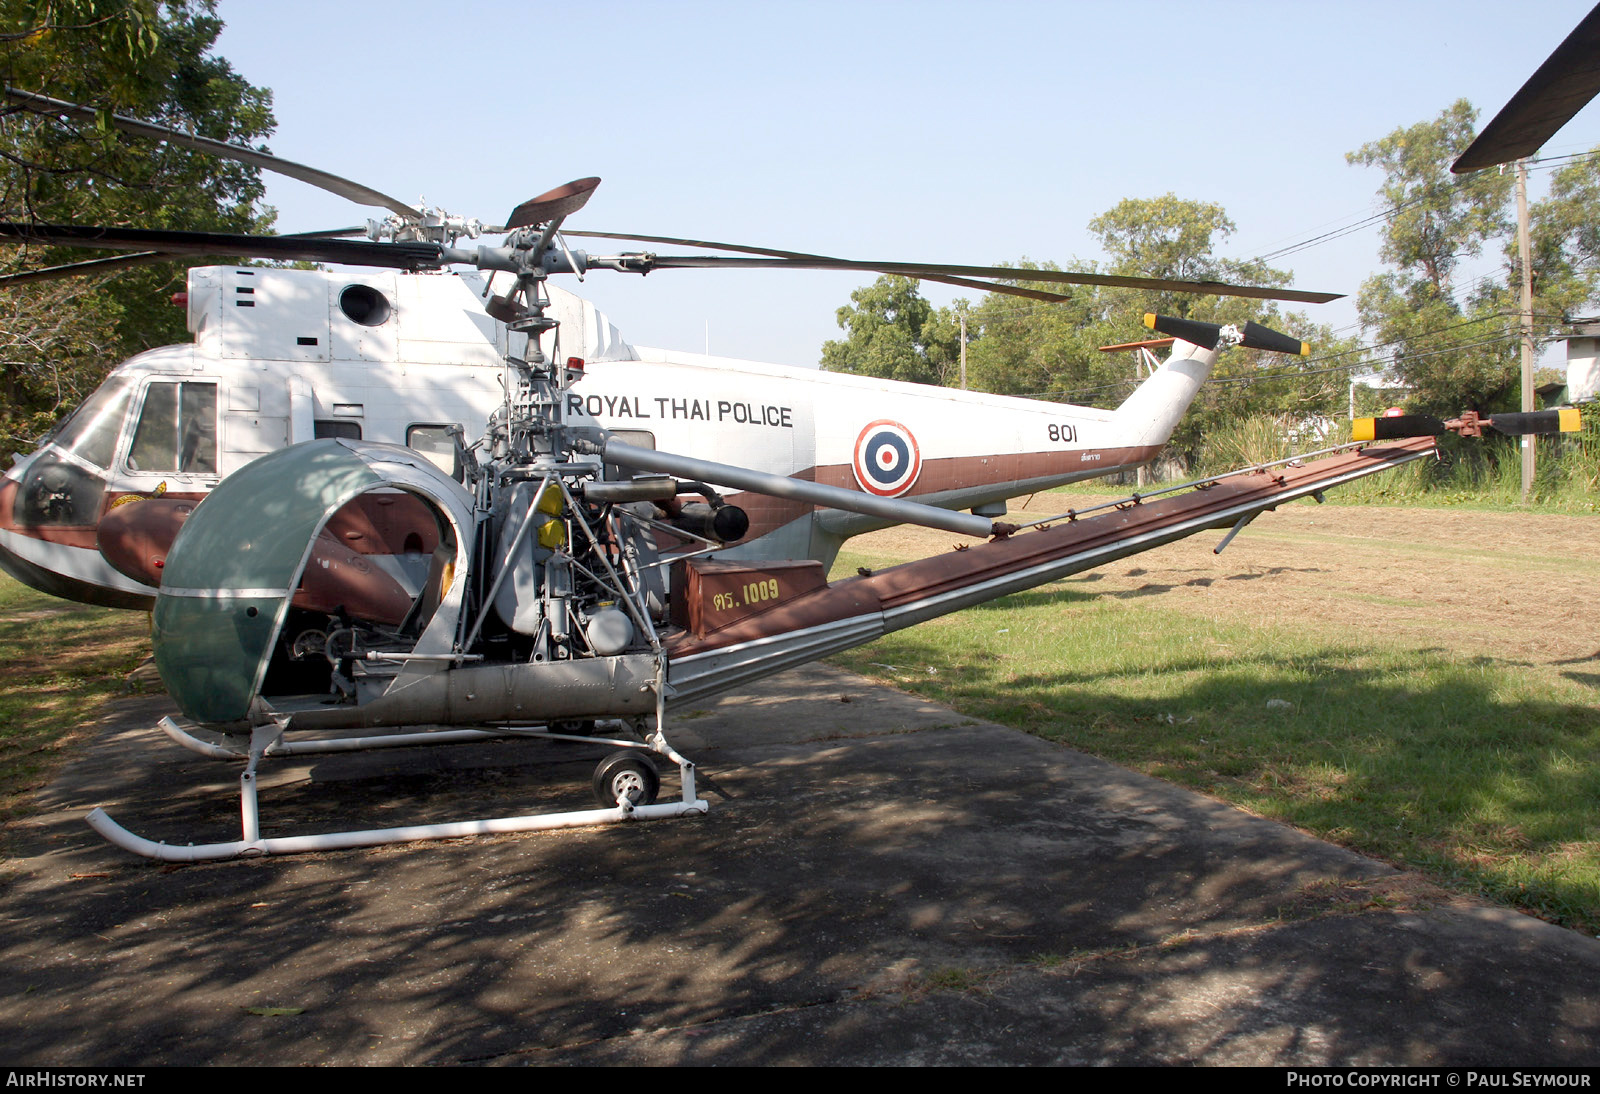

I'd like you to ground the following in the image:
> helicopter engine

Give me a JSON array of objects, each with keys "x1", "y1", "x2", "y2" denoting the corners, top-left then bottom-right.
[{"x1": 145, "y1": 279, "x2": 754, "y2": 739}]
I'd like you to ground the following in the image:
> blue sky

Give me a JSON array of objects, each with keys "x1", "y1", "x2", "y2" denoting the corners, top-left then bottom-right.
[{"x1": 212, "y1": 0, "x2": 1600, "y2": 368}]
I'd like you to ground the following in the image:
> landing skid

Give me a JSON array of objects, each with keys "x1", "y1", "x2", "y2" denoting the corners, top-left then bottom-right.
[{"x1": 88, "y1": 714, "x2": 708, "y2": 863}]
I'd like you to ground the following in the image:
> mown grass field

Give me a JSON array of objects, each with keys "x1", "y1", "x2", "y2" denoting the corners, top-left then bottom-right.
[
  {"x1": 829, "y1": 491, "x2": 1600, "y2": 933},
  {"x1": 0, "y1": 579, "x2": 148, "y2": 826}
]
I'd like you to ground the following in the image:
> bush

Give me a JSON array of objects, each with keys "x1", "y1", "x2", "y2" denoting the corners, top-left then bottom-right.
[{"x1": 1186, "y1": 413, "x2": 1600, "y2": 510}]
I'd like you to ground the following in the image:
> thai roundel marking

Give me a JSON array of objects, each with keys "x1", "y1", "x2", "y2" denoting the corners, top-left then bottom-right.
[{"x1": 852, "y1": 420, "x2": 922, "y2": 497}]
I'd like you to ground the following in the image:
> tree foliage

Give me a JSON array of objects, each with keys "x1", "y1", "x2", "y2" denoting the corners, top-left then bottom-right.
[
  {"x1": 1348, "y1": 101, "x2": 1512, "y2": 291},
  {"x1": 0, "y1": 0, "x2": 274, "y2": 447},
  {"x1": 1346, "y1": 101, "x2": 1522, "y2": 415},
  {"x1": 1527, "y1": 148, "x2": 1600, "y2": 321},
  {"x1": 966, "y1": 197, "x2": 1344, "y2": 463},
  {"x1": 1346, "y1": 100, "x2": 1600, "y2": 417},
  {"x1": 819, "y1": 275, "x2": 962, "y2": 385}
]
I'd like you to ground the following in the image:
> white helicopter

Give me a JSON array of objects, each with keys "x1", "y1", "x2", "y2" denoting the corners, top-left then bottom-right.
[{"x1": 1, "y1": 87, "x2": 1524, "y2": 862}]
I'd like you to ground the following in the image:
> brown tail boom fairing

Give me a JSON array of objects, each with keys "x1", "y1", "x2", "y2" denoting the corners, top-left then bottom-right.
[{"x1": 664, "y1": 440, "x2": 1437, "y2": 700}]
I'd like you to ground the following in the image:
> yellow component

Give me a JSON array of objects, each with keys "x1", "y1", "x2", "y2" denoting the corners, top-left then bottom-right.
[
  {"x1": 1299, "y1": 342, "x2": 1311, "y2": 356},
  {"x1": 1559, "y1": 407, "x2": 1582, "y2": 432},
  {"x1": 1351, "y1": 418, "x2": 1376, "y2": 442},
  {"x1": 439, "y1": 559, "x2": 455, "y2": 592},
  {"x1": 535, "y1": 484, "x2": 563, "y2": 516},
  {"x1": 1143, "y1": 312, "x2": 1157, "y2": 331},
  {"x1": 536, "y1": 517, "x2": 567, "y2": 550}
]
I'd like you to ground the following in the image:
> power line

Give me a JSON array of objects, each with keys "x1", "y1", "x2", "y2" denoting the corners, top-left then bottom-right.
[
  {"x1": 1248, "y1": 151, "x2": 1600, "y2": 266},
  {"x1": 901, "y1": 150, "x2": 1600, "y2": 366}
]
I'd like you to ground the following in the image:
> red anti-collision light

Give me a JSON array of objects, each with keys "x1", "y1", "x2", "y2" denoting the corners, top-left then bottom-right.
[{"x1": 170, "y1": 292, "x2": 188, "y2": 307}]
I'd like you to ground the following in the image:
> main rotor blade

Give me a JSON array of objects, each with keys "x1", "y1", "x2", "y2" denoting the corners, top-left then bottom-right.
[
  {"x1": 505, "y1": 178, "x2": 602, "y2": 231},
  {"x1": 1452, "y1": 2, "x2": 1600, "y2": 172},
  {"x1": 569, "y1": 230, "x2": 1078, "y2": 303},
  {"x1": 570, "y1": 229, "x2": 839, "y2": 259},
  {"x1": 0, "y1": 225, "x2": 369, "y2": 285},
  {"x1": 630, "y1": 253, "x2": 1342, "y2": 304},
  {"x1": 0, "y1": 219, "x2": 1341, "y2": 306},
  {"x1": 0, "y1": 223, "x2": 444, "y2": 270},
  {"x1": 0, "y1": 250, "x2": 166, "y2": 285},
  {"x1": 3, "y1": 88, "x2": 421, "y2": 218}
]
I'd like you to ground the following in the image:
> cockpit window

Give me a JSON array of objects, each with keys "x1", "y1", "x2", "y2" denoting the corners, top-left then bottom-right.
[
  {"x1": 47, "y1": 375, "x2": 134, "y2": 469},
  {"x1": 406, "y1": 424, "x2": 461, "y2": 479},
  {"x1": 128, "y1": 382, "x2": 218, "y2": 474},
  {"x1": 314, "y1": 419, "x2": 362, "y2": 440}
]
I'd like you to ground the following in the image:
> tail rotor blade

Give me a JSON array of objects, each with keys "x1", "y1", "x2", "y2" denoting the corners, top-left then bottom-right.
[
  {"x1": 1355, "y1": 408, "x2": 1584, "y2": 441},
  {"x1": 1352, "y1": 415, "x2": 1448, "y2": 441},
  {"x1": 1486, "y1": 409, "x2": 1583, "y2": 435},
  {"x1": 1143, "y1": 313, "x2": 1221, "y2": 350},
  {"x1": 1239, "y1": 320, "x2": 1310, "y2": 356},
  {"x1": 1143, "y1": 314, "x2": 1311, "y2": 356}
]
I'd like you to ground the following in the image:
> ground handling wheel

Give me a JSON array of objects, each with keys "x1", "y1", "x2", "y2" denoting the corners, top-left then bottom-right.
[{"x1": 592, "y1": 750, "x2": 660, "y2": 808}]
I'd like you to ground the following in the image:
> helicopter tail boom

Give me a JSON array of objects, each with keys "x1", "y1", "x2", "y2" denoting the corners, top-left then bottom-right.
[{"x1": 663, "y1": 438, "x2": 1438, "y2": 704}]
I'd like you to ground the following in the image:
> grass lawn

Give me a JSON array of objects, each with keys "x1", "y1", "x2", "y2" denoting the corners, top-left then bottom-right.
[
  {"x1": 829, "y1": 496, "x2": 1600, "y2": 932},
  {"x1": 0, "y1": 578, "x2": 150, "y2": 826}
]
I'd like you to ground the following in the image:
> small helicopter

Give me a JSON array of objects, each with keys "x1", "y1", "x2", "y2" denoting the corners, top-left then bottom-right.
[{"x1": 0, "y1": 87, "x2": 1566, "y2": 862}]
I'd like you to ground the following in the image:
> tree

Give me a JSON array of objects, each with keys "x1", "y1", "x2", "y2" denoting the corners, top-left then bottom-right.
[
  {"x1": 0, "y1": 0, "x2": 275, "y2": 446},
  {"x1": 1346, "y1": 101, "x2": 1518, "y2": 414},
  {"x1": 819, "y1": 275, "x2": 962, "y2": 385},
  {"x1": 1527, "y1": 146, "x2": 1600, "y2": 322},
  {"x1": 961, "y1": 262, "x2": 1104, "y2": 399},
  {"x1": 0, "y1": 276, "x2": 121, "y2": 446},
  {"x1": 960, "y1": 197, "x2": 1336, "y2": 463}
]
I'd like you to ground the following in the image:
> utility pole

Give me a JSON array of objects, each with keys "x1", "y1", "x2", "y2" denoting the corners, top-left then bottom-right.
[
  {"x1": 958, "y1": 305, "x2": 968, "y2": 390},
  {"x1": 1517, "y1": 158, "x2": 1536, "y2": 502}
]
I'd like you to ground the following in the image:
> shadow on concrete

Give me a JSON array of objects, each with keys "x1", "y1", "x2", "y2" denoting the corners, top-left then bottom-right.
[{"x1": 1, "y1": 666, "x2": 1597, "y2": 1064}]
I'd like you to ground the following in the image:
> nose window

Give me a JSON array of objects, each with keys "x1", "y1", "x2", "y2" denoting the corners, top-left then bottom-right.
[
  {"x1": 43, "y1": 375, "x2": 133, "y2": 470},
  {"x1": 14, "y1": 454, "x2": 105, "y2": 527}
]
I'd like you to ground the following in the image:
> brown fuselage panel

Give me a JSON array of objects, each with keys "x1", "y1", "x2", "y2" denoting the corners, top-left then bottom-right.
[{"x1": 669, "y1": 558, "x2": 828, "y2": 637}]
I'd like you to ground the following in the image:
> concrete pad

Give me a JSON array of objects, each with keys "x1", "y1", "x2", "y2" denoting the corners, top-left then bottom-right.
[{"x1": 1, "y1": 665, "x2": 1597, "y2": 1065}]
